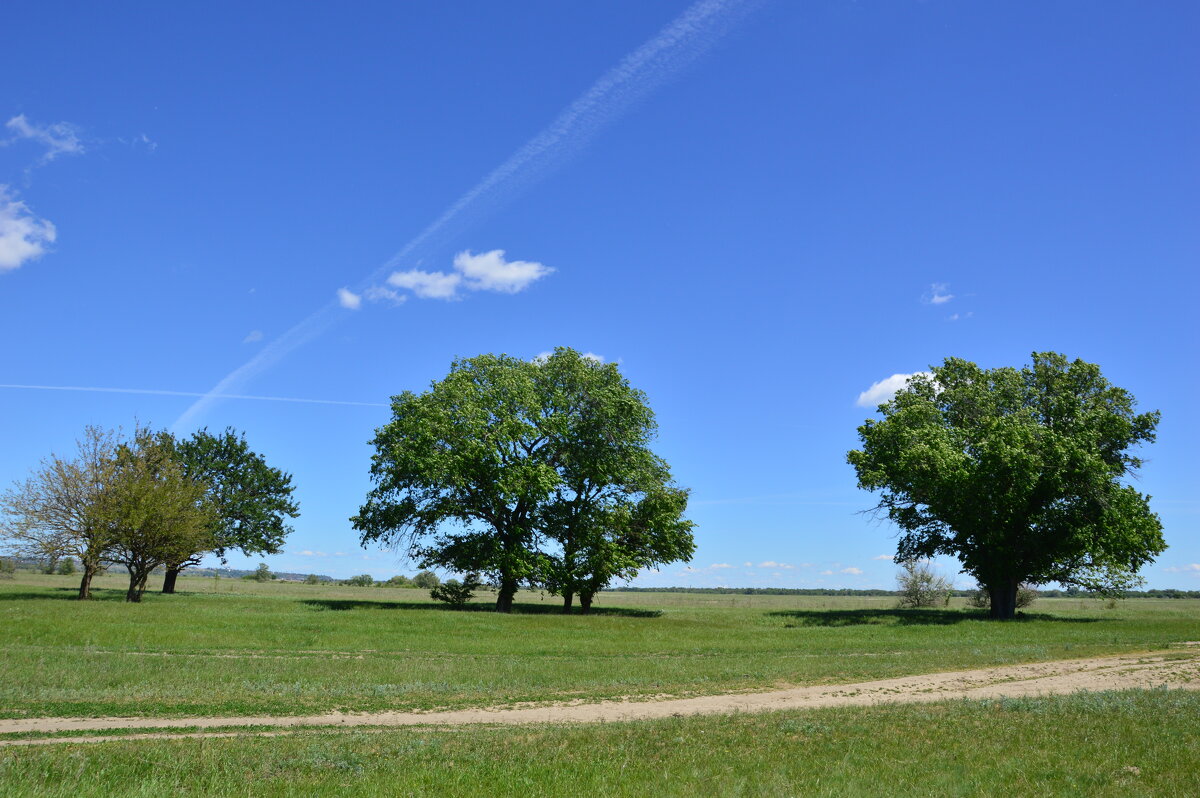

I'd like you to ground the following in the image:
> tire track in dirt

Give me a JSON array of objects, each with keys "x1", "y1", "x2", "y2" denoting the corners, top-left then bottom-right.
[{"x1": 2, "y1": 651, "x2": 1197, "y2": 746}]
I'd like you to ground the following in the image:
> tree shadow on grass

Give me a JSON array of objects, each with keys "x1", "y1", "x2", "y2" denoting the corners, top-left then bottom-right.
[
  {"x1": 0, "y1": 587, "x2": 131, "y2": 602},
  {"x1": 300, "y1": 598, "x2": 662, "y2": 618},
  {"x1": 766, "y1": 608, "x2": 1102, "y2": 627}
]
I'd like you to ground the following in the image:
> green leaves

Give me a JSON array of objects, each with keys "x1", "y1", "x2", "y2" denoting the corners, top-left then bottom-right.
[{"x1": 848, "y1": 352, "x2": 1164, "y2": 615}]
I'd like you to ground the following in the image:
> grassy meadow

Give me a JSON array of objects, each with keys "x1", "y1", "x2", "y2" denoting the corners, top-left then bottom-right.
[
  {"x1": 2, "y1": 571, "x2": 1198, "y2": 720},
  {"x1": 2, "y1": 690, "x2": 1198, "y2": 797}
]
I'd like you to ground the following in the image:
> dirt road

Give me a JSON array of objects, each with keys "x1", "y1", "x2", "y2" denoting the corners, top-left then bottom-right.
[{"x1": 3, "y1": 650, "x2": 1197, "y2": 746}]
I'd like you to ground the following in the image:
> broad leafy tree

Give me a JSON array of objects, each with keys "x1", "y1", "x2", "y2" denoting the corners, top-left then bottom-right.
[
  {"x1": 0, "y1": 426, "x2": 120, "y2": 599},
  {"x1": 103, "y1": 430, "x2": 217, "y2": 602},
  {"x1": 847, "y1": 352, "x2": 1164, "y2": 619},
  {"x1": 354, "y1": 348, "x2": 695, "y2": 613},
  {"x1": 161, "y1": 428, "x2": 299, "y2": 593}
]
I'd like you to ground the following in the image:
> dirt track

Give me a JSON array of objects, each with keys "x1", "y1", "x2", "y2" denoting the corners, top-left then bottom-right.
[{"x1": 3, "y1": 650, "x2": 1197, "y2": 746}]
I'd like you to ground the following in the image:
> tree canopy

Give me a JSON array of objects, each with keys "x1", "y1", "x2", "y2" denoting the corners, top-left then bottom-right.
[
  {"x1": 354, "y1": 348, "x2": 694, "y2": 613},
  {"x1": 847, "y1": 352, "x2": 1164, "y2": 618}
]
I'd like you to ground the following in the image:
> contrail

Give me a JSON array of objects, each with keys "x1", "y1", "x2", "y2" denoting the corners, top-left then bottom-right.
[
  {"x1": 172, "y1": 0, "x2": 756, "y2": 434},
  {"x1": 0, "y1": 384, "x2": 387, "y2": 408}
]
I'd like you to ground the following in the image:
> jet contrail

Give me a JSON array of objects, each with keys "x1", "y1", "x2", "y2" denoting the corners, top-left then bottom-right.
[
  {"x1": 172, "y1": 0, "x2": 757, "y2": 434},
  {"x1": 0, "y1": 384, "x2": 387, "y2": 408}
]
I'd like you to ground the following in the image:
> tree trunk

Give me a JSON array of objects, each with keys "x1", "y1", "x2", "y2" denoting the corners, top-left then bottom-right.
[
  {"x1": 561, "y1": 591, "x2": 574, "y2": 614},
  {"x1": 988, "y1": 578, "x2": 1020, "y2": 620},
  {"x1": 127, "y1": 568, "x2": 150, "y2": 603},
  {"x1": 495, "y1": 576, "x2": 517, "y2": 613},
  {"x1": 579, "y1": 592, "x2": 594, "y2": 614},
  {"x1": 162, "y1": 566, "x2": 181, "y2": 594},
  {"x1": 77, "y1": 566, "x2": 95, "y2": 600}
]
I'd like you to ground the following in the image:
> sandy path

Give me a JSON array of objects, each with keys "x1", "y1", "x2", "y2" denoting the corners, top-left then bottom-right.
[{"x1": 2, "y1": 650, "x2": 1197, "y2": 747}]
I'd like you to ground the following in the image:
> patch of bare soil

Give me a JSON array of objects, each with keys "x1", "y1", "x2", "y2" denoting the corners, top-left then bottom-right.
[{"x1": 2, "y1": 651, "x2": 1197, "y2": 746}]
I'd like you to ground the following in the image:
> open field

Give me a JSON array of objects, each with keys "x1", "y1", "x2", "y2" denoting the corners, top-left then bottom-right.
[
  {"x1": 3, "y1": 572, "x2": 1199, "y2": 721},
  {"x1": 2, "y1": 690, "x2": 1198, "y2": 797}
]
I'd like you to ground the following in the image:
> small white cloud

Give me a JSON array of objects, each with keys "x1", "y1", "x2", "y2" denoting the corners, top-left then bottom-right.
[
  {"x1": 337, "y1": 287, "x2": 362, "y2": 310},
  {"x1": 757, "y1": 561, "x2": 779, "y2": 568},
  {"x1": 856, "y1": 372, "x2": 933, "y2": 408},
  {"x1": 1163, "y1": 564, "x2": 1200, "y2": 573},
  {"x1": 924, "y1": 282, "x2": 954, "y2": 305},
  {"x1": 386, "y1": 268, "x2": 462, "y2": 299},
  {"x1": 841, "y1": 567, "x2": 864, "y2": 575},
  {"x1": 242, "y1": 330, "x2": 263, "y2": 344},
  {"x1": 454, "y1": 249, "x2": 552, "y2": 294},
  {"x1": 872, "y1": 554, "x2": 895, "y2": 561},
  {"x1": 710, "y1": 563, "x2": 733, "y2": 569},
  {"x1": 297, "y1": 550, "x2": 328, "y2": 557},
  {"x1": 0, "y1": 186, "x2": 56, "y2": 272},
  {"x1": 948, "y1": 311, "x2": 973, "y2": 322},
  {"x1": 742, "y1": 561, "x2": 753, "y2": 568},
  {"x1": 819, "y1": 569, "x2": 834, "y2": 576},
  {"x1": 4, "y1": 115, "x2": 84, "y2": 163}
]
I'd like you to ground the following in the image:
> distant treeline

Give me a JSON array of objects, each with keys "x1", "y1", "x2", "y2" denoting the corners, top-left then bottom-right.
[{"x1": 610, "y1": 586, "x2": 1200, "y2": 599}]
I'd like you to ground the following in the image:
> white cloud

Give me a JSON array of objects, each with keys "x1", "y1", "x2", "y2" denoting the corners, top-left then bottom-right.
[
  {"x1": 742, "y1": 561, "x2": 753, "y2": 568},
  {"x1": 387, "y1": 269, "x2": 462, "y2": 299},
  {"x1": 841, "y1": 567, "x2": 864, "y2": 575},
  {"x1": 383, "y1": 249, "x2": 552, "y2": 302},
  {"x1": 1163, "y1": 564, "x2": 1200, "y2": 573},
  {"x1": 710, "y1": 563, "x2": 733, "y2": 569},
  {"x1": 336, "y1": 287, "x2": 362, "y2": 310},
  {"x1": 855, "y1": 372, "x2": 933, "y2": 408},
  {"x1": 454, "y1": 249, "x2": 553, "y2": 294},
  {"x1": 872, "y1": 554, "x2": 895, "y2": 561},
  {"x1": 757, "y1": 561, "x2": 779, "y2": 568},
  {"x1": 925, "y1": 282, "x2": 954, "y2": 305},
  {"x1": 297, "y1": 550, "x2": 328, "y2": 557},
  {"x1": 819, "y1": 569, "x2": 834, "y2": 576},
  {"x1": 242, "y1": 330, "x2": 263, "y2": 344},
  {"x1": 948, "y1": 312, "x2": 973, "y2": 322},
  {"x1": 0, "y1": 186, "x2": 56, "y2": 271},
  {"x1": 4, "y1": 115, "x2": 84, "y2": 163}
]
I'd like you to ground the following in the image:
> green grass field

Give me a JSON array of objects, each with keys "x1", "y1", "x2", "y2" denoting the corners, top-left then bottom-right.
[
  {"x1": 2, "y1": 690, "x2": 1198, "y2": 797},
  {"x1": 2, "y1": 572, "x2": 1198, "y2": 720}
]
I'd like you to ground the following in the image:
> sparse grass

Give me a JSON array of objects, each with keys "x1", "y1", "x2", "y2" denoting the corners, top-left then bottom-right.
[
  {"x1": 2, "y1": 572, "x2": 1198, "y2": 719},
  {"x1": 2, "y1": 690, "x2": 1197, "y2": 797}
]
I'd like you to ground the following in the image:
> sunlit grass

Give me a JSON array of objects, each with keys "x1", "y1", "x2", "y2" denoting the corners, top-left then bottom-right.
[
  {"x1": 2, "y1": 572, "x2": 1197, "y2": 719},
  {"x1": 2, "y1": 690, "x2": 1197, "y2": 797}
]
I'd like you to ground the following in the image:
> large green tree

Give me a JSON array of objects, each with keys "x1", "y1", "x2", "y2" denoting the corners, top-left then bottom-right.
[
  {"x1": 847, "y1": 352, "x2": 1164, "y2": 619},
  {"x1": 160, "y1": 428, "x2": 299, "y2": 593},
  {"x1": 354, "y1": 348, "x2": 694, "y2": 613}
]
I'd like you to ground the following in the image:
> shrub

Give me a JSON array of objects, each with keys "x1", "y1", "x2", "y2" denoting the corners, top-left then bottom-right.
[
  {"x1": 896, "y1": 561, "x2": 953, "y2": 608},
  {"x1": 244, "y1": 563, "x2": 276, "y2": 582},
  {"x1": 430, "y1": 574, "x2": 481, "y2": 608},
  {"x1": 57, "y1": 558, "x2": 77, "y2": 576},
  {"x1": 968, "y1": 583, "x2": 1038, "y2": 610},
  {"x1": 344, "y1": 574, "x2": 374, "y2": 587},
  {"x1": 384, "y1": 575, "x2": 412, "y2": 588},
  {"x1": 412, "y1": 570, "x2": 440, "y2": 589},
  {"x1": 0, "y1": 558, "x2": 15, "y2": 579},
  {"x1": 304, "y1": 574, "x2": 321, "y2": 585}
]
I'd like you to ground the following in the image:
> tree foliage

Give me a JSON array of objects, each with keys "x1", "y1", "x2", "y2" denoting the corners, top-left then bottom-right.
[
  {"x1": 848, "y1": 352, "x2": 1164, "y2": 619},
  {"x1": 895, "y1": 561, "x2": 953, "y2": 608},
  {"x1": 354, "y1": 348, "x2": 694, "y2": 613},
  {"x1": 430, "y1": 573, "x2": 482, "y2": 608}
]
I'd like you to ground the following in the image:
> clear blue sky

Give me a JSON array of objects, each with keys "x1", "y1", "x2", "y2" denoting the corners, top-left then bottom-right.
[{"x1": 2, "y1": 0, "x2": 1196, "y2": 589}]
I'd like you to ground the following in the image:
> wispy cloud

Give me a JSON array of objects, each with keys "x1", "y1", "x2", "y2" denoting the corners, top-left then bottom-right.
[
  {"x1": 1163, "y1": 564, "x2": 1200, "y2": 573},
  {"x1": 855, "y1": 372, "x2": 932, "y2": 408},
  {"x1": 872, "y1": 554, "x2": 894, "y2": 561},
  {"x1": 4, "y1": 115, "x2": 85, "y2": 164},
  {"x1": 242, "y1": 330, "x2": 264, "y2": 344},
  {"x1": 924, "y1": 282, "x2": 954, "y2": 305},
  {"x1": 170, "y1": 0, "x2": 756, "y2": 433},
  {"x1": 336, "y1": 287, "x2": 362, "y2": 310},
  {"x1": 0, "y1": 186, "x2": 56, "y2": 271},
  {"x1": 385, "y1": 268, "x2": 462, "y2": 299},
  {"x1": 948, "y1": 311, "x2": 973, "y2": 322},
  {"x1": 0, "y1": 383, "x2": 386, "y2": 408},
  {"x1": 841, "y1": 567, "x2": 864, "y2": 575},
  {"x1": 710, "y1": 563, "x2": 733, "y2": 569}
]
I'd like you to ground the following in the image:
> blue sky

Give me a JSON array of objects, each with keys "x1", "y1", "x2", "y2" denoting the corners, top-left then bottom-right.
[{"x1": 2, "y1": 0, "x2": 1196, "y2": 589}]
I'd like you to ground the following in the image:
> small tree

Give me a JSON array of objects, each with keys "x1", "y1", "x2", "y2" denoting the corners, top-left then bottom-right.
[
  {"x1": 895, "y1": 561, "x2": 953, "y2": 608},
  {"x1": 344, "y1": 573, "x2": 374, "y2": 587},
  {"x1": 384, "y1": 575, "x2": 412, "y2": 587},
  {"x1": 56, "y1": 558, "x2": 77, "y2": 576},
  {"x1": 430, "y1": 574, "x2": 481, "y2": 608},
  {"x1": 0, "y1": 557, "x2": 16, "y2": 578},
  {"x1": 411, "y1": 570, "x2": 439, "y2": 589},
  {"x1": 249, "y1": 562, "x2": 275, "y2": 582},
  {"x1": 304, "y1": 573, "x2": 321, "y2": 585}
]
